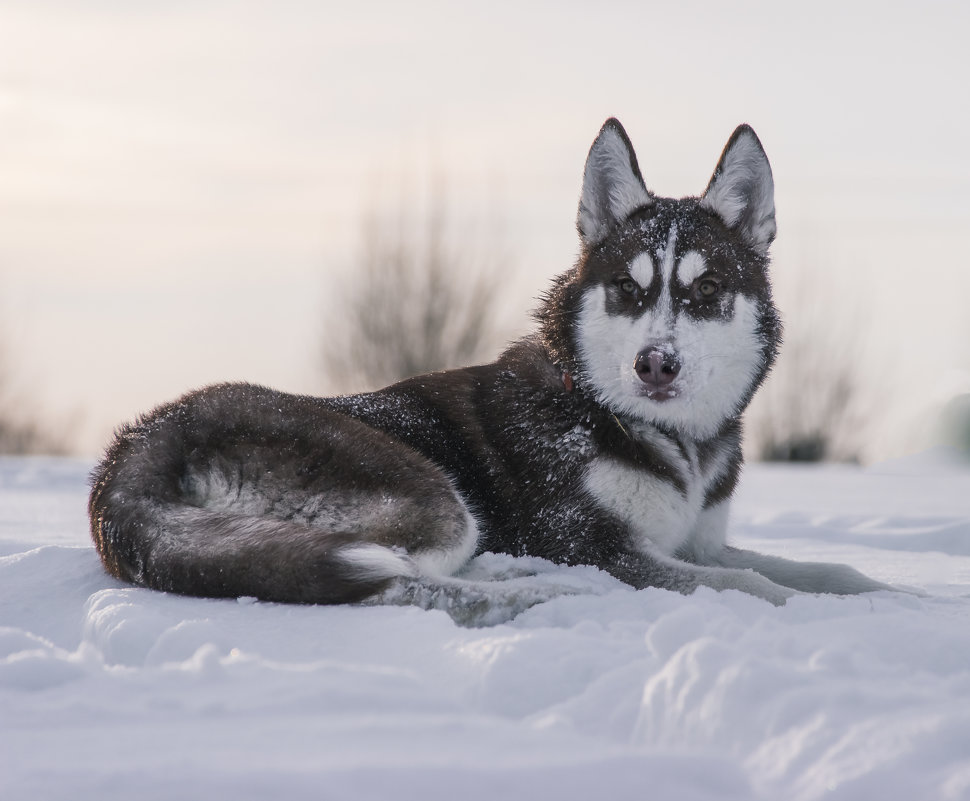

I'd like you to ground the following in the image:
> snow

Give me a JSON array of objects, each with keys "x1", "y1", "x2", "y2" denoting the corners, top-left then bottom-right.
[{"x1": 2, "y1": 454, "x2": 970, "y2": 800}]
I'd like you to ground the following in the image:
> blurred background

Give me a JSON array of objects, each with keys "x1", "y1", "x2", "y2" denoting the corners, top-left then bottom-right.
[{"x1": 1, "y1": 0, "x2": 968, "y2": 463}]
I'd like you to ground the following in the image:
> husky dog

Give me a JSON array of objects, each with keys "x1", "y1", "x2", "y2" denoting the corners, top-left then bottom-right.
[{"x1": 90, "y1": 118, "x2": 890, "y2": 609}]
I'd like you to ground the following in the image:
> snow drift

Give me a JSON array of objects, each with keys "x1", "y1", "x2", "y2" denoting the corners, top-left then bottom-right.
[{"x1": 1, "y1": 455, "x2": 969, "y2": 800}]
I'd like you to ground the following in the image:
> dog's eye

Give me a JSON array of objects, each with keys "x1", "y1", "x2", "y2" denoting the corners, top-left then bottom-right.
[
  {"x1": 616, "y1": 277, "x2": 637, "y2": 295},
  {"x1": 695, "y1": 278, "x2": 721, "y2": 301}
]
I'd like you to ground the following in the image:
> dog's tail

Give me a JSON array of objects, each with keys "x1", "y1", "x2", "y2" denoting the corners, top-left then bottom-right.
[
  {"x1": 89, "y1": 491, "x2": 416, "y2": 604},
  {"x1": 88, "y1": 388, "x2": 426, "y2": 605}
]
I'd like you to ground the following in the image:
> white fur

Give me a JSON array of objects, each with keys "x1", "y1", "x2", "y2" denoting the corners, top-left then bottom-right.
[
  {"x1": 699, "y1": 129, "x2": 776, "y2": 253},
  {"x1": 696, "y1": 438, "x2": 736, "y2": 488},
  {"x1": 584, "y1": 456, "x2": 702, "y2": 556},
  {"x1": 411, "y1": 506, "x2": 480, "y2": 578},
  {"x1": 675, "y1": 250, "x2": 708, "y2": 287},
  {"x1": 627, "y1": 421, "x2": 690, "y2": 471},
  {"x1": 575, "y1": 283, "x2": 765, "y2": 439},
  {"x1": 584, "y1": 439, "x2": 735, "y2": 559},
  {"x1": 684, "y1": 501, "x2": 730, "y2": 563},
  {"x1": 578, "y1": 126, "x2": 652, "y2": 246},
  {"x1": 621, "y1": 426, "x2": 735, "y2": 494},
  {"x1": 337, "y1": 544, "x2": 416, "y2": 580},
  {"x1": 658, "y1": 225, "x2": 678, "y2": 284},
  {"x1": 629, "y1": 252, "x2": 654, "y2": 290},
  {"x1": 583, "y1": 456, "x2": 795, "y2": 605},
  {"x1": 653, "y1": 224, "x2": 678, "y2": 316}
]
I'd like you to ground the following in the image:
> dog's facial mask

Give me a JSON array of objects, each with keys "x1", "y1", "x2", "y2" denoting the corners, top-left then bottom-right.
[{"x1": 572, "y1": 119, "x2": 779, "y2": 438}]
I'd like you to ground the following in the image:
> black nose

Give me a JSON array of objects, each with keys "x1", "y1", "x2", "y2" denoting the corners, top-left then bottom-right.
[{"x1": 634, "y1": 348, "x2": 681, "y2": 387}]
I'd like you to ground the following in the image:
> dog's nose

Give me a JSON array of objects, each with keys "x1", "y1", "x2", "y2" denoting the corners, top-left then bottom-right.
[{"x1": 634, "y1": 348, "x2": 681, "y2": 387}]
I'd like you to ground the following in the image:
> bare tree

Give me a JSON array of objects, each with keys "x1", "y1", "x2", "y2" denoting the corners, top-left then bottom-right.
[
  {"x1": 322, "y1": 180, "x2": 511, "y2": 392},
  {"x1": 0, "y1": 416, "x2": 63, "y2": 455},
  {"x1": 748, "y1": 335, "x2": 865, "y2": 462},
  {"x1": 746, "y1": 268, "x2": 873, "y2": 463},
  {"x1": 0, "y1": 350, "x2": 69, "y2": 455}
]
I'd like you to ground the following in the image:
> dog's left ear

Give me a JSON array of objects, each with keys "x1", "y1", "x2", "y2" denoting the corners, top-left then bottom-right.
[{"x1": 700, "y1": 125, "x2": 776, "y2": 255}]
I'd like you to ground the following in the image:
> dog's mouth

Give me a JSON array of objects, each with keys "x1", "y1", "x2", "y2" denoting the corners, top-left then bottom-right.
[{"x1": 639, "y1": 386, "x2": 680, "y2": 402}]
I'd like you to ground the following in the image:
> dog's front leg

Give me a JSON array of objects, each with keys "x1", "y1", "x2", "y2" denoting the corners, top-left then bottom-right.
[
  {"x1": 682, "y1": 501, "x2": 892, "y2": 596},
  {"x1": 711, "y1": 546, "x2": 894, "y2": 595},
  {"x1": 608, "y1": 545, "x2": 796, "y2": 607}
]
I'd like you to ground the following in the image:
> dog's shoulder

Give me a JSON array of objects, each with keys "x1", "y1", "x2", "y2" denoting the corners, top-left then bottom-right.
[{"x1": 493, "y1": 336, "x2": 565, "y2": 390}]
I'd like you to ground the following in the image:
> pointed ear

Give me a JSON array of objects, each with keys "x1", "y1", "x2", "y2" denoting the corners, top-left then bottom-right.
[
  {"x1": 577, "y1": 118, "x2": 653, "y2": 247},
  {"x1": 700, "y1": 125, "x2": 776, "y2": 255}
]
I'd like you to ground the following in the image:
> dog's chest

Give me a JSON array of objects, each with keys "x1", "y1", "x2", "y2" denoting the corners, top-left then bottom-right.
[{"x1": 582, "y1": 433, "x2": 718, "y2": 556}]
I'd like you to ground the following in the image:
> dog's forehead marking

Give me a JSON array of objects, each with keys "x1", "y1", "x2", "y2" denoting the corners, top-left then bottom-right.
[
  {"x1": 623, "y1": 224, "x2": 716, "y2": 305},
  {"x1": 629, "y1": 252, "x2": 654, "y2": 289},
  {"x1": 676, "y1": 251, "x2": 708, "y2": 287},
  {"x1": 653, "y1": 223, "x2": 678, "y2": 314},
  {"x1": 657, "y1": 223, "x2": 678, "y2": 286}
]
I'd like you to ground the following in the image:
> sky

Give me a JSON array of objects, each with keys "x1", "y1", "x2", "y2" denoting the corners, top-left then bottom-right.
[{"x1": 0, "y1": 0, "x2": 968, "y2": 458}]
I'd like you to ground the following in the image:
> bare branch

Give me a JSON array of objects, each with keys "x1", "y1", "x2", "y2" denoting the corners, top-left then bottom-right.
[
  {"x1": 0, "y1": 349, "x2": 70, "y2": 455},
  {"x1": 322, "y1": 179, "x2": 511, "y2": 392},
  {"x1": 746, "y1": 270, "x2": 873, "y2": 463}
]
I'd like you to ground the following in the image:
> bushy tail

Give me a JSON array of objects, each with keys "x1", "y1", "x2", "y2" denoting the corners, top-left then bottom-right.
[
  {"x1": 88, "y1": 414, "x2": 418, "y2": 605},
  {"x1": 88, "y1": 382, "x2": 469, "y2": 605},
  {"x1": 90, "y1": 489, "x2": 416, "y2": 604}
]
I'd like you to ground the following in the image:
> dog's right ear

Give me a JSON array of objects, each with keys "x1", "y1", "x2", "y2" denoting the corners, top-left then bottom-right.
[{"x1": 577, "y1": 118, "x2": 653, "y2": 248}]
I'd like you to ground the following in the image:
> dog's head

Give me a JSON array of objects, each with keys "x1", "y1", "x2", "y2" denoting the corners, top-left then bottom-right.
[{"x1": 541, "y1": 118, "x2": 780, "y2": 439}]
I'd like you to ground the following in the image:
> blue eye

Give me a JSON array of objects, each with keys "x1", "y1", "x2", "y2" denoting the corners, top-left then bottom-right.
[{"x1": 617, "y1": 278, "x2": 637, "y2": 295}]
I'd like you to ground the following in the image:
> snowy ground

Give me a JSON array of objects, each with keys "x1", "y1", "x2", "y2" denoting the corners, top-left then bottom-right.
[{"x1": 2, "y1": 454, "x2": 970, "y2": 801}]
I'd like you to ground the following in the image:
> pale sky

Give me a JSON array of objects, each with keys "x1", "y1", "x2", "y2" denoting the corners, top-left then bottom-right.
[{"x1": 1, "y1": 0, "x2": 968, "y2": 458}]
